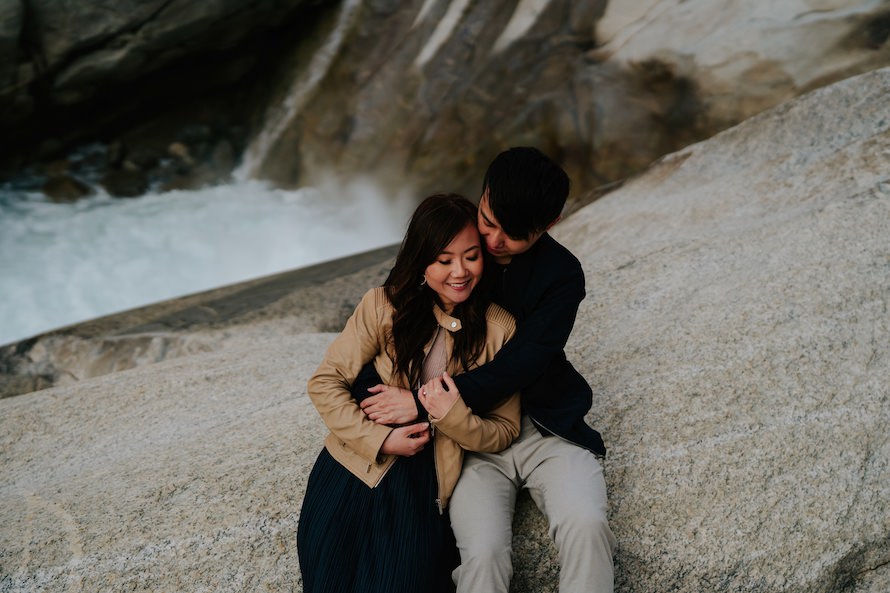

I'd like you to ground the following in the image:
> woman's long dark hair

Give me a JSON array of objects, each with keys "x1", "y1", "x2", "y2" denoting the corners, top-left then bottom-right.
[{"x1": 384, "y1": 193, "x2": 492, "y2": 388}]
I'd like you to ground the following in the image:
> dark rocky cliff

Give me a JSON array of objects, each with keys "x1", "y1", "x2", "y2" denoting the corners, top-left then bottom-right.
[{"x1": 3, "y1": 1, "x2": 888, "y2": 200}]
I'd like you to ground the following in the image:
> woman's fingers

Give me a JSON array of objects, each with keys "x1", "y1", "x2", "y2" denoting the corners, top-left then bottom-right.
[
  {"x1": 439, "y1": 371, "x2": 458, "y2": 396},
  {"x1": 380, "y1": 422, "x2": 430, "y2": 456}
]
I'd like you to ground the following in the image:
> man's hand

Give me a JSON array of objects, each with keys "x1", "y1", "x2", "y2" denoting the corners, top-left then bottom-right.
[
  {"x1": 380, "y1": 422, "x2": 430, "y2": 456},
  {"x1": 418, "y1": 372, "x2": 460, "y2": 419},
  {"x1": 360, "y1": 384, "x2": 418, "y2": 425}
]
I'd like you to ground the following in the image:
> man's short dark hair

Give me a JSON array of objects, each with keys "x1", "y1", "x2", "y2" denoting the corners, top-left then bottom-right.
[{"x1": 481, "y1": 146, "x2": 570, "y2": 240}]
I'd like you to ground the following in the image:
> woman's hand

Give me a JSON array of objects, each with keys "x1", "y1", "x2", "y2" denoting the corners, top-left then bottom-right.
[
  {"x1": 380, "y1": 422, "x2": 431, "y2": 456},
  {"x1": 418, "y1": 371, "x2": 460, "y2": 420}
]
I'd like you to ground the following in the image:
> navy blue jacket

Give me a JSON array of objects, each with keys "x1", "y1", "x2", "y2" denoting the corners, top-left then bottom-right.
[
  {"x1": 450, "y1": 233, "x2": 605, "y2": 457},
  {"x1": 352, "y1": 233, "x2": 605, "y2": 457}
]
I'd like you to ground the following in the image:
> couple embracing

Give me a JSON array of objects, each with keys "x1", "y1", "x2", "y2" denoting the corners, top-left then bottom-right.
[{"x1": 297, "y1": 147, "x2": 616, "y2": 593}]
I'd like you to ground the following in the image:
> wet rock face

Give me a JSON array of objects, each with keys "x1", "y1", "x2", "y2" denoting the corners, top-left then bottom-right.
[
  {"x1": 12, "y1": 0, "x2": 319, "y2": 106},
  {"x1": 41, "y1": 173, "x2": 94, "y2": 202},
  {"x1": 0, "y1": 0, "x2": 320, "y2": 170},
  {"x1": 8, "y1": 120, "x2": 249, "y2": 201},
  {"x1": 4, "y1": 1, "x2": 890, "y2": 201},
  {"x1": 245, "y1": 0, "x2": 890, "y2": 197},
  {"x1": 0, "y1": 0, "x2": 22, "y2": 82}
]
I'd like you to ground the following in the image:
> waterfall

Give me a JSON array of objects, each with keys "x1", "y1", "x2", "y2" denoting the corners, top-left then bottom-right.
[
  {"x1": 493, "y1": 0, "x2": 552, "y2": 53},
  {"x1": 415, "y1": 0, "x2": 472, "y2": 69},
  {"x1": 234, "y1": 0, "x2": 363, "y2": 181}
]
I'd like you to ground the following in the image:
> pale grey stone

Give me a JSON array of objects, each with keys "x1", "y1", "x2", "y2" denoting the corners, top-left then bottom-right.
[
  {"x1": 555, "y1": 65, "x2": 890, "y2": 593},
  {"x1": 1, "y1": 67, "x2": 889, "y2": 592}
]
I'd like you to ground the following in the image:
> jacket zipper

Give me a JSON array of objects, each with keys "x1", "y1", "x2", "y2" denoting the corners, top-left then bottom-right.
[{"x1": 430, "y1": 422, "x2": 445, "y2": 514}]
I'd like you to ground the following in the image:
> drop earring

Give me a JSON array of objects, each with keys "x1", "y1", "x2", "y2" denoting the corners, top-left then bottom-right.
[{"x1": 420, "y1": 276, "x2": 427, "y2": 287}]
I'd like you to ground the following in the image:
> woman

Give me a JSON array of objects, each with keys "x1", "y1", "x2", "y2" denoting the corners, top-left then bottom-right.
[{"x1": 297, "y1": 194, "x2": 520, "y2": 593}]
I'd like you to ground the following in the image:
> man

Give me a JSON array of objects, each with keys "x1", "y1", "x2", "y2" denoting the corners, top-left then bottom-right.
[{"x1": 358, "y1": 147, "x2": 615, "y2": 593}]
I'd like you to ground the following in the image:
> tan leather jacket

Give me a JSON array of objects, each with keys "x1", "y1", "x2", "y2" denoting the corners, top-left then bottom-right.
[{"x1": 307, "y1": 286, "x2": 520, "y2": 511}]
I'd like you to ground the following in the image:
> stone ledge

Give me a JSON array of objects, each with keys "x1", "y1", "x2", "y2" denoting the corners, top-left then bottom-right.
[{"x1": 0, "y1": 244, "x2": 398, "y2": 399}]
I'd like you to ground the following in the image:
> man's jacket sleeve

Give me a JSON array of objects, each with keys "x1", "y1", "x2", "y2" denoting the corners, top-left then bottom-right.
[{"x1": 452, "y1": 264, "x2": 585, "y2": 414}]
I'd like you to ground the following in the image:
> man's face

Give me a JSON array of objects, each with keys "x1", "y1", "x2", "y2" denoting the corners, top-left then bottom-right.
[{"x1": 477, "y1": 191, "x2": 542, "y2": 264}]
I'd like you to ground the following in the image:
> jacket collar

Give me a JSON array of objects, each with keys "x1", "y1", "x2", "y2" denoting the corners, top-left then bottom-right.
[{"x1": 432, "y1": 304, "x2": 463, "y2": 332}]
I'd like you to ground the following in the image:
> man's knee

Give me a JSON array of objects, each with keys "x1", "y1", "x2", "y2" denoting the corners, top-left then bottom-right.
[
  {"x1": 457, "y1": 530, "x2": 512, "y2": 565},
  {"x1": 552, "y1": 507, "x2": 614, "y2": 551}
]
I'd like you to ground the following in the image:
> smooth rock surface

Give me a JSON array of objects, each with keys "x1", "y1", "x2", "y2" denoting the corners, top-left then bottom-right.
[
  {"x1": 595, "y1": 0, "x2": 890, "y2": 128},
  {"x1": 559, "y1": 65, "x2": 890, "y2": 592},
  {"x1": 2, "y1": 67, "x2": 889, "y2": 592}
]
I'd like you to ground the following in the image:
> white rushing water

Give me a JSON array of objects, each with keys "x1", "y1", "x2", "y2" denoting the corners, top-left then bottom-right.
[{"x1": 0, "y1": 177, "x2": 414, "y2": 347}]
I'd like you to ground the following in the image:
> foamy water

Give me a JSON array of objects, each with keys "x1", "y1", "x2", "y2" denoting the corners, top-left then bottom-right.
[{"x1": 0, "y1": 178, "x2": 413, "y2": 346}]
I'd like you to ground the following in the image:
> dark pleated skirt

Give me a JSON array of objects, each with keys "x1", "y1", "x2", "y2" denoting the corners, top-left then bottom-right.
[{"x1": 297, "y1": 446, "x2": 457, "y2": 593}]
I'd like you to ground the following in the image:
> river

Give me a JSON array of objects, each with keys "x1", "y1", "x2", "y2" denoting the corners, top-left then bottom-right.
[{"x1": 0, "y1": 174, "x2": 413, "y2": 347}]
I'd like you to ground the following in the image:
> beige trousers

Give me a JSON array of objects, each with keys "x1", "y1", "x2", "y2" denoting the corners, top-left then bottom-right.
[{"x1": 450, "y1": 415, "x2": 616, "y2": 593}]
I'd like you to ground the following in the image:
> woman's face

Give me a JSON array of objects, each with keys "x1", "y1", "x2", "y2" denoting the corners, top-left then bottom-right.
[{"x1": 424, "y1": 222, "x2": 484, "y2": 313}]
